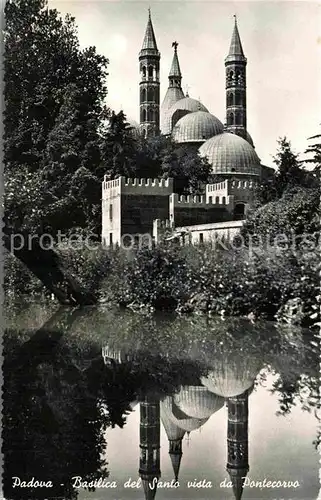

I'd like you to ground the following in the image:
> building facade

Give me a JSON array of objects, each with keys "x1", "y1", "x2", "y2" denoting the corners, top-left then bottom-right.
[{"x1": 102, "y1": 12, "x2": 274, "y2": 246}]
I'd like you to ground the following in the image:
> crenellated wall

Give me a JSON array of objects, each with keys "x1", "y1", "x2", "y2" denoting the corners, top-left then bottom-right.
[
  {"x1": 206, "y1": 179, "x2": 257, "y2": 204},
  {"x1": 102, "y1": 176, "x2": 174, "y2": 245},
  {"x1": 170, "y1": 193, "x2": 234, "y2": 227},
  {"x1": 102, "y1": 176, "x2": 255, "y2": 246}
]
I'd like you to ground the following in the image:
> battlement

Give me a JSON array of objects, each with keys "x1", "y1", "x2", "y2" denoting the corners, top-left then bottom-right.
[
  {"x1": 206, "y1": 179, "x2": 257, "y2": 193},
  {"x1": 170, "y1": 193, "x2": 233, "y2": 208},
  {"x1": 102, "y1": 175, "x2": 174, "y2": 195}
]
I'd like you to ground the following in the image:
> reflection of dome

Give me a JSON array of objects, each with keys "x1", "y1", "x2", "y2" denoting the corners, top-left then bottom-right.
[
  {"x1": 174, "y1": 386, "x2": 224, "y2": 418},
  {"x1": 160, "y1": 397, "x2": 208, "y2": 432},
  {"x1": 199, "y1": 132, "x2": 261, "y2": 176},
  {"x1": 163, "y1": 97, "x2": 209, "y2": 136},
  {"x1": 172, "y1": 111, "x2": 224, "y2": 144},
  {"x1": 201, "y1": 359, "x2": 261, "y2": 398}
]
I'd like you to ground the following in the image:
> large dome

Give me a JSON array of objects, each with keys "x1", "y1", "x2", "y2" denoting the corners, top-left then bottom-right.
[
  {"x1": 172, "y1": 111, "x2": 224, "y2": 144},
  {"x1": 199, "y1": 132, "x2": 261, "y2": 176},
  {"x1": 173, "y1": 386, "x2": 224, "y2": 419},
  {"x1": 163, "y1": 96, "x2": 209, "y2": 136}
]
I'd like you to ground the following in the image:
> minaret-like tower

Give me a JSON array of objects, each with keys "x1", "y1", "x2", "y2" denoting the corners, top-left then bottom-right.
[
  {"x1": 225, "y1": 16, "x2": 247, "y2": 140},
  {"x1": 139, "y1": 396, "x2": 161, "y2": 500},
  {"x1": 226, "y1": 390, "x2": 249, "y2": 500},
  {"x1": 139, "y1": 9, "x2": 160, "y2": 138}
]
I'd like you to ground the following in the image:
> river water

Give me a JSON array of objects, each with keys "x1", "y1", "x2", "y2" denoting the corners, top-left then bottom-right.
[{"x1": 3, "y1": 302, "x2": 319, "y2": 500}]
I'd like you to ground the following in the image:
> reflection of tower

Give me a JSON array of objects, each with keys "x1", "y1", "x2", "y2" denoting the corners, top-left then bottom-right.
[
  {"x1": 225, "y1": 15, "x2": 247, "y2": 140},
  {"x1": 160, "y1": 399, "x2": 185, "y2": 482},
  {"x1": 226, "y1": 390, "x2": 249, "y2": 500},
  {"x1": 139, "y1": 9, "x2": 160, "y2": 138},
  {"x1": 139, "y1": 396, "x2": 161, "y2": 500}
]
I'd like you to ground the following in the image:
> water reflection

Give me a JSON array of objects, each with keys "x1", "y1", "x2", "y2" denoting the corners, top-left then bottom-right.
[{"x1": 3, "y1": 304, "x2": 319, "y2": 500}]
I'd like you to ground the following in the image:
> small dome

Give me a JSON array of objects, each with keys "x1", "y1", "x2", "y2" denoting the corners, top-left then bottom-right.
[
  {"x1": 173, "y1": 386, "x2": 224, "y2": 419},
  {"x1": 199, "y1": 132, "x2": 260, "y2": 175},
  {"x1": 170, "y1": 96, "x2": 209, "y2": 114},
  {"x1": 172, "y1": 111, "x2": 224, "y2": 144},
  {"x1": 163, "y1": 96, "x2": 209, "y2": 136}
]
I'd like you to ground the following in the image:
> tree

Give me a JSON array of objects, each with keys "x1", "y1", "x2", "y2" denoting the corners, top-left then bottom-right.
[
  {"x1": 255, "y1": 137, "x2": 317, "y2": 205},
  {"x1": 99, "y1": 110, "x2": 139, "y2": 180},
  {"x1": 161, "y1": 144, "x2": 212, "y2": 195},
  {"x1": 304, "y1": 130, "x2": 321, "y2": 174},
  {"x1": 4, "y1": 0, "x2": 108, "y2": 235}
]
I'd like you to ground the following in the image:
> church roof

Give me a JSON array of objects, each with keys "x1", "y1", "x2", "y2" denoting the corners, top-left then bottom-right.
[
  {"x1": 170, "y1": 96, "x2": 209, "y2": 114},
  {"x1": 172, "y1": 111, "x2": 224, "y2": 144},
  {"x1": 161, "y1": 87, "x2": 185, "y2": 134},
  {"x1": 225, "y1": 17, "x2": 247, "y2": 63},
  {"x1": 199, "y1": 132, "x2": 261, "y2": 176},
  {"x1": 173, "y1": 385, "x2": 225, "y2": 418},
  {"x1": 162, "y1": 97, "x2": 209, "y2": 136},
  {"x1": 140, "y1": 9, "x2": 159, "y2": 54}
]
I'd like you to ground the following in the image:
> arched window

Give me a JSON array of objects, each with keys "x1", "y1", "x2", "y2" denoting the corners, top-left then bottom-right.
[
  {"x1": 147, "y1": 87, "x2": 154, "y2": 101},
  {"x1": 141, "y1": 88, "x2": 147, "y2": 102},
  {"x1": 142, "y1": 109, "x2": 147, "y2": 122},
  {"x1": 215, "y1": 196, "x2": 219, "y2": 203},
  {"x1": 227, "y1": 93, "x2": 233, "y2": 106},
  {"x1": 235, "y1": 91, "x2": 242, "y2": 105},
  {"x1": 141, "y1": 128, "x2": 147, "y2": 139},
  {"x1": 148, "y1": 109, "x2": 154, "y2": 122},
  {"x1": 228, "y1": 70, "x2": 234, "y2": 81},
  {"x1": 148, "y1": 65, "x2": 153, "y2": 78},
  {"x1": 236, "y1": 112, "x2": 242, "y2": 125},
  {"x1": 227, "y1": 112, "x2": 234, "y2": 126},
  {"x1": 222, "y1": 197, "x2": 226, "y2": 205},
  {"x1": 142, "y1": 66, "x2": 146, "y2": 78}
]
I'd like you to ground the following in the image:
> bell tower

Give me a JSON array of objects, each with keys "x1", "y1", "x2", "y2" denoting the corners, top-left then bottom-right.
[
  {"x1": 139, "y1": 395, "x2": 161, "y2": 500},
  {"x1": 225, "y1": 16, "x2": 247, "y2": 140},
  {"x1": 226, "y1": 390, "x2": 249, "y2": 500},
  {"x1": 139, "y1": 9, "x2": 160, "y2": 138}
]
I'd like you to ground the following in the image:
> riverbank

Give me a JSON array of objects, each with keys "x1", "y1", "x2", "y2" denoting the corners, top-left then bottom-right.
[{"x1": 5, "y1": 242, "x2": 319, "y2": 328}]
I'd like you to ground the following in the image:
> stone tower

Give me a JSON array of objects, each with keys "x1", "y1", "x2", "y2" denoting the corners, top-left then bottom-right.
[
  {"x1": 226, "y1": 390, "x2": 249, "y2": 500},
  {"x1": 161, "y1": 42, "x2": 185, "y2": 134},
  {"x1": 139, "y1": 395, "x2": 161, "y2": 500},
  {"x1": 139, "y1": 9, "x2": 160, "y2": 138},
  {"x1": 225, "y1": 16, "x2": 247, "y2": 140}
]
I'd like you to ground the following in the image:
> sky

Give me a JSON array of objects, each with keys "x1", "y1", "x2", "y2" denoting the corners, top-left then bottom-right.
[{"x1": 49, "y1": 0, "x2": 321, "y2": 167}]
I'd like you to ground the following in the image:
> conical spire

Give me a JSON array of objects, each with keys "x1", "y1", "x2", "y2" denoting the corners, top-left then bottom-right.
[
  {"x1": 169, "y1": 41, "x2": 181, "y2": 78},
  {"x1": 142, "y1": 478, "x2": 158, "y2": 500},
  {"x1": 225, "y1": 15, "x2": 246, "y2": 62},
  {"x1": 169, "y1": 439, "x2": 183, "y2": 481},
  {"x1": 141, "y1": 8, "x2": 158, "y2": 52},
  {"x1": 227, "y1": 470, "x2": 248, "y2": 500}
]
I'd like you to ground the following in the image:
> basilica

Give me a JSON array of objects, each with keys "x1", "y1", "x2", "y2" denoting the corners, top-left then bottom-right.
[{"x1": 102, "y1": 11, "x2": 273, "y2": 246}]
